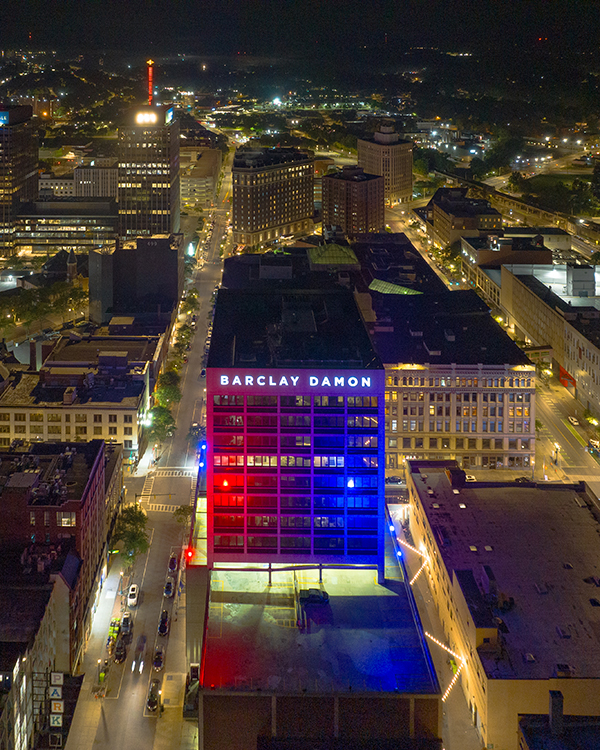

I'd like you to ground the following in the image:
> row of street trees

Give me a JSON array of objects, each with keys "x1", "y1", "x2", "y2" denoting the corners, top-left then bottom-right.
[{"x1": 145, "y1": 288, "x2": 200, "y2": 445}]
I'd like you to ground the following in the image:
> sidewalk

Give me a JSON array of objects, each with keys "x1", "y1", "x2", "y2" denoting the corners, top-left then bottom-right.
[
  {"x1": 390, "y1": 517, "x2": 483, "y2": 750},
  {"x1": 66, "y1": 564, "x2": 122, "y2": 750},
  {"x1": 66, "y1": 562, "x2": 197, "y2": 750}
]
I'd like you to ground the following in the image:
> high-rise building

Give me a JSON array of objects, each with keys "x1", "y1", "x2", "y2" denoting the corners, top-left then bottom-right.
[
  {"x1": 232, "y1": 148, "x2": 313, "y2": 245},
  {"x1": 0, "y1": 105, "x2": 38, "y2": 256},
  {"x1": 206, "y1": 288, "x2": 385, "y2": 574},
  {"x1": 74, "y1": 165, "x2": 118, "y2": 198},
  {"x1": 117, "y1": 106, "x2": 180, "y2": 238},
  {"x1": 322, "y1": 165, "x2": 384, "y2": 237},
  {"x1": 357, "y1": 122, "x2": 413, "y2": 205}
]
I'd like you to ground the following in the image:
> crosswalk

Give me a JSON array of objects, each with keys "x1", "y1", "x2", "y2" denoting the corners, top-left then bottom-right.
[
  {"x1": 138, "y1": 474, "x2": 155, "y2": 504},
  {"x1": 155, "y1": 469, "x2": 196, "y2": 478},
  {"x1": 146, "y1": 503, "x2": 180, "y2": 514}
]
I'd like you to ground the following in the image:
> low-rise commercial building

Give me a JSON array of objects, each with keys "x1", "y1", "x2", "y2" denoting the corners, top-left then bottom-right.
[
  {"x1": 478, "y1": 263, "x2": 600, "y2": 409},
  {"x1": 15, "y1": 198, "x2": 118, "y2": 256},
  {"x1": 422, "y1": 188, "x2": 502, "y2": 250},
  {"x1": 0, "y1": 335, "x2": 159, "y2": 461},
  {"x1": 405, "y1": 460, "x2": 600, "y2": 750},
  {"x1": 369, "y1": 292, "x2": 535, "y2": 473},
  {"x1": 198, "y1": 566, "x2": 441, "y2": 750},
  {"x1": 0, "y1": 440, "x2": 122, "y2": 670},
  {"x1": 460, "y1": 234, "x2": 553, "y2": 308}
]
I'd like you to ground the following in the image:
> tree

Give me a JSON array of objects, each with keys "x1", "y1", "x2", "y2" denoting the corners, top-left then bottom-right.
[
  {"x1": 535, "y1": 419, "x2": 543, "y2": 434},
  {"x1": 590, "y1": 251, "x2": 600, "y2": 265},
  {"x1": 173, "y1": 504, "x2": 194, "y2": 527},
  {"x1": 147, "y1": 405, "x2": 176, "y2": 443},
  {"x1": 182, "y1": 293, "x2": 199, "y2": 316},
  {"x1": 507, "y1": 171, "x2": 527, "y2": 193},
  {"x1": 154, "y1": 370, "x2": 182, "y2": 408},
  {"x1": 112, "y1": 505, "x2": 150, "y2": 569}
]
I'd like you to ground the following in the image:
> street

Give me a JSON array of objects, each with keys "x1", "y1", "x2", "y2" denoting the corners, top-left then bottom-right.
[{"x1": 65, "y1": 148, "x2": 232, "y2": 750}]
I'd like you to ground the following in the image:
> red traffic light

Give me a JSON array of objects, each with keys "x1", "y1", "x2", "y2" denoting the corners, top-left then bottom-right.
[{"x1": 185, "y1": 547, "x2": 194, "y2": 562}]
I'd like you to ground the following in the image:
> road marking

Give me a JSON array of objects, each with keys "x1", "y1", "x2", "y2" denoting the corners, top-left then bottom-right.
[
  {"x1": 139, "y1": 474, "x2": 155, "y2": 502},
  {"x1": 154, "y1": 469, "x2": 196, "y2": 478},
  {"x1": 563, "y1": 421, "x2": 588, "y2": 446},
  {"x1": 146, "y1": 504, "x2": 180, "y2": 513}
]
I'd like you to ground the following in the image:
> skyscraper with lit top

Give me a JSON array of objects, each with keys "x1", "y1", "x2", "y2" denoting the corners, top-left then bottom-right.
[{"x1": 117, "y1": 106, "x2": 180, "y2": 238}]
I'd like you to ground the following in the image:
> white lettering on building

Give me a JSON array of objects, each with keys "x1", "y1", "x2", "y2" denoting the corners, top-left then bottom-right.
[{"x1": 217, "y1": 374, "x2": 373, "y2": 389}]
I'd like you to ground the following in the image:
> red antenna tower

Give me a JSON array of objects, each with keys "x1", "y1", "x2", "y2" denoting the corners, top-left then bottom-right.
[{"x1": 147, "y1": 59, "x2": 154, "y2": 105}]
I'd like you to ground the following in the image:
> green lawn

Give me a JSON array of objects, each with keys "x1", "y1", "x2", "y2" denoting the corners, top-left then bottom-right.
[{"x1": 526, "y1": 172, "x2": 590, "y2": 191}]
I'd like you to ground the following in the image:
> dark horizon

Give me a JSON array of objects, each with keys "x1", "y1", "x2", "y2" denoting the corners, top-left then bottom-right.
[{"x1": 2, "y1": 0, "x2": 600, "y2": 58}]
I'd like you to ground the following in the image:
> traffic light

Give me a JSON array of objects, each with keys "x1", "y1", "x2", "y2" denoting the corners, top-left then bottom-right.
[{"x1": 185, "y1": 547, "x2": 194, "y2": 564}]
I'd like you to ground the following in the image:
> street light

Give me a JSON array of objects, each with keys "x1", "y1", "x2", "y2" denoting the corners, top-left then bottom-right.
[{"x1": 97, "y1": 658, "x2": 102, "y2": 683}]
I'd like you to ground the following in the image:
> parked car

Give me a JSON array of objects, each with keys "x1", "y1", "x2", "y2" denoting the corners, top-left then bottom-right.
[
  {"x1": 299, "y1": 588, "x2": 329, "y2": 605},
  {"x1": 121, "y1": 612, "x2": 132, "y2": 637},
  {"x1": 114, "y1": 638, "x2": 127, "y2": 664},
  {"x1": 385, "y1": 475, "x2": 404, "y2": 485},
  {"x1": 200, "y1": 368, "x2": 206, "y2": 379},
  {"x1": 158, "y1": 609, "x2": 170, "y2": 636},
  {"x1": 163, "y1": 578, "x2": 175, "y2": 598},
  {"x1": 152, "y1": 646, "x2": 165, "y2": 671},
  {"x1": 127, "y1": 584, "x2": 139, "y2": 607},
  {"x1": 168, "y1": 554, "x2": 178, "y2": 574},
  {"x1": 590, "y1": 439, "x2": 600, "y2": 450},
  {"x1": 568, "y1": 416, "x2": 580, "y2": 426},
  {"x1": 465, "y1": 474, "x2": 476, "y2": 482},
  {"x1": 146, "y1": 679, "x2": 160, "y2": 712}
]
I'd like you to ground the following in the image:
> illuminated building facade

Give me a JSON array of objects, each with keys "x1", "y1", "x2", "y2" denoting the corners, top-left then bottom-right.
[
  {"x1": 206, "y1": 289, "x2": 385, "y2": 573},
  {"x1": 232, "y1": 148, "x2": 313, "y2": 245},
  {"x1": 371, "y1": 292, "x2": 536, "y2": 473},
  {"x1": 0, "y1": 105, "x2": 38, "y2": 256},
  {"x1": 117, "y1": 106, "x2": 180, "y2": 238},
  {"x1": 357, "y1": 123, "x2": 413, "y2": 204}
]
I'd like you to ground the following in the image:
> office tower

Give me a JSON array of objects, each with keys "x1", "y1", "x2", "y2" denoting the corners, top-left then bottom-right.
[
  {"x1": 117, "y1": 106, "x2": 180, "y2": 238},
  {"x1": 232, "y1": 148, "x2": 313, "y2": 245},
  {"x1": 357, "y1": 122, "x2": 413, "y2": 205},
  {"x1": 74, "y1": 165, "x2": 118, "y2": 198},
  {"x1": 322, "y1": 165, "x2": 384, "y2": 237},
  {"x1": 0, "y1": 105, "x2": 38, "y2": 256},
  {"x1": 206, "y1": 288, "x2": 385, "y2": 573}
]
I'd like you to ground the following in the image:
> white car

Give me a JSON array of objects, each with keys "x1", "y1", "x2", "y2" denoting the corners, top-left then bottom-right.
[
  {"x1": 127, "y1": 584, "x2": 139, "y2": 607},
  {"x1": 465, "y1": 474, "x2": 476, "y2": 482},
  {"x1": 568, "y1": 416, "x2": 579, "y2": 426}
]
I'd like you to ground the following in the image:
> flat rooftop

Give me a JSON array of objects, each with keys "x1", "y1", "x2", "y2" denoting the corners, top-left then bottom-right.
[
  {"x1": 407, "y1": 461, "x2": 600, "y2": 680},
  {"x1": 202, "y1": 564, "x2": 438, "y2": 695},
  {"x1": 207, "y1": 288, "x2": 383, "y2": 370},
  {"x1": 233, "y1": 147, "x2": 312, "y2": 170},
  {"x1": 505, "y1": 264, "x2": 600, "y2": 348},
  {"x1": 45, "y1": 335, "x2": 160, "y2": 364},
  {"x1": 0, "y1": 372, "x2": 144, "y2": 409},
  {"x1": 372, "y1": 290, "x2": 529, "y2": 367}
]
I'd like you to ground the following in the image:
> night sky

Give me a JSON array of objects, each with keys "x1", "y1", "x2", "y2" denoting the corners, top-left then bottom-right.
[{"x1": 1, "y1": 0, "x2": 599, "y2": 57}]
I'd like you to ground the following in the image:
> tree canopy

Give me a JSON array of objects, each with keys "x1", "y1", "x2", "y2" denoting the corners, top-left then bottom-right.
[{"x1": 112, "y1": 505, "x2": 150, "y2": 569}]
